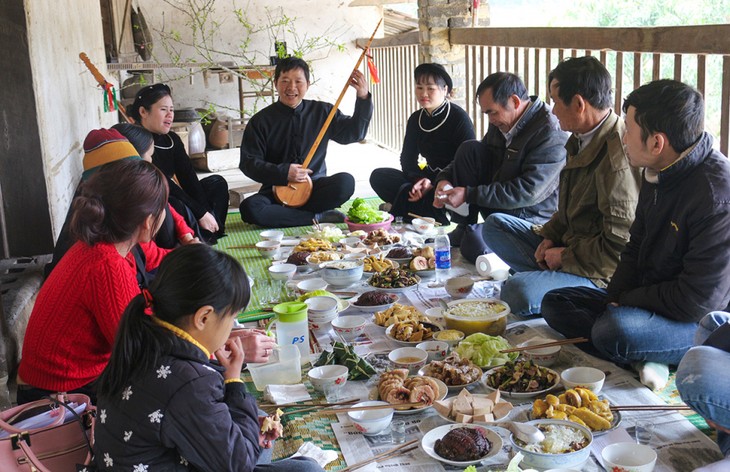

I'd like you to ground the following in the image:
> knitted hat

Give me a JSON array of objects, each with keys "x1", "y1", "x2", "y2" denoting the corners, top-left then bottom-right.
[
  {"x1": 82, "y1": 128, "x2": 141, "y2": 179},
  {"x1": 414, "y1": 63, "x2": 453, "y2": 93}
]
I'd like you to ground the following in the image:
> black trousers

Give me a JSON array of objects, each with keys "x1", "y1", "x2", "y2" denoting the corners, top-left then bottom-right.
[
  {"x1": 168, "y1": 175, "x2": 229, "y2": 244},
  {"x1": 369, "y1": 167, "x2": 448, "y2": 225},
  {"x1": 240, "y1": 173, "x2": 355, "y2": 227}
]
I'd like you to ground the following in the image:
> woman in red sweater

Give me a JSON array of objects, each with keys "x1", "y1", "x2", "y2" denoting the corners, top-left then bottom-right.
[{"x1": 17, "y1": 158, "x2": 170, "y2": 404}]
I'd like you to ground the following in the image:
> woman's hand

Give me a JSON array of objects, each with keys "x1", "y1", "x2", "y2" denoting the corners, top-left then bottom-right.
[
  {"x1": 408, "y1": 178, "x2": 433, "y2": 202},
  {"x1": 179, "y1": 233, "x2": 201, "y2": 245},
  {"x1": 228, "y1": 329, "x2": 277, "y2": 363},
  {"x1": 198, "y1": 212, "x2": 219, "y2": 233},
  {"x1": 287, "y1": 164, "x2": 312, "y2": 183},
  {"x1": 214, "y1": 336, "x2": 245, "y2": 380},
  {"x1": 349, "y1": 70, "x2": 369, "y2": 99},
  {"x1": 258, "y1": 416, "x2": 283, "y2": 448}
]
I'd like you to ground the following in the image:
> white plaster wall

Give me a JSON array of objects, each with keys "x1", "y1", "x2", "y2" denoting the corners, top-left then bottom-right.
[
  {"x1": 25, "y1": 0, "x2": 116, "y2": 239},
  {"x1": 136, "y1": 0, "x2": 382, "y2": 118}
]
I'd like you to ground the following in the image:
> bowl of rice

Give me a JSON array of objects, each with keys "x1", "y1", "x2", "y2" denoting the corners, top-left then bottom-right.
[
  {"x1": 442, "y1": 299, "x2": 510, "y2": 336},
  {"x1": 511, "y1": 419, "x2": 593, "y2": 470}
]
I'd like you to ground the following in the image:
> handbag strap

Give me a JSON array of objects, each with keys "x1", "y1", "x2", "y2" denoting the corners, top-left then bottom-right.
[
  {"x1": 0, "y1": 399, "x2": 67, "y2": 434},
  {"x1": 53, "y1": 395, "x2": 95, "y2": 463},
  {"x1": 16, "y1": 438, "x2": 53, "y2": 472}
]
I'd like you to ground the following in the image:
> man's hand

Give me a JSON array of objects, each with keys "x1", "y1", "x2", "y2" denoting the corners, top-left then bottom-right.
[
  {"x1": 349, "y1": 70, "x2": 369, "y2": 99},
  {"x1": 287, "y1": 164, "x2": 313, "y2": 183},
  {"x1": 433, "y1": 180, "x2": 453, "y2": 208},
  {"x1": 543, "y1": 247, "x2": 565, "y2": 270},
  {"x1": 408, "y1": 178, "x2": 433, "y2": 202},
  {"x1": 198, "y1": 212, "x2": 219, "y2": 233},
  {"x1": 214, "y1": 336, "x2": 245, "y2": 381},
  {"x1": 534, "y1": 239, "x2": 555, "y2": 269}
]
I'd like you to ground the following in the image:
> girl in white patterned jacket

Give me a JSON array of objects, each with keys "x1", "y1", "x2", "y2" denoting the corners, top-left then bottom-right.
[{"x1": 94, "y1": 244, "x2": 322, "y2": 472}]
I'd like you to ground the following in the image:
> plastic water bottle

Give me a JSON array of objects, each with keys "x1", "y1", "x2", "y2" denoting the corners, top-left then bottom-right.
[{"x1": 434, "y1": 227, "x2": 451, "y2": 284}]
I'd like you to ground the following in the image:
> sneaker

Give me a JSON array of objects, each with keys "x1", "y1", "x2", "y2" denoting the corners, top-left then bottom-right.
[
  {"x1": 378, "y1": 202, "x2": 392, "y2": 212},
  {"x1": 316, "y1": 210, "x2": 346, "y2": 224},
  {"x1": 448, "y1": 224, "x2": 466, "y2": 247}
]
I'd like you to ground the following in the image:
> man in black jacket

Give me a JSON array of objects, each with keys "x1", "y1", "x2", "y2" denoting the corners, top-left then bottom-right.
[
  {"x1": 542, "y1": 79, "x2": 730, "y2": 390},
  {"x1": 239, "y1": 57, "x2": 373, "y2": 227},
  {"x1": 433, "y1": 72, "x2": 567, "y2": 261}
]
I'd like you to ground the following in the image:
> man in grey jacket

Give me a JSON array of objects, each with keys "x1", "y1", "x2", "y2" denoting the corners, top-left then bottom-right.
[
  {"x1": 543, "y1": 79, "x2": 730, "y2": 391},
  {"x1": 433, "y1": 72, "x2": 567, "y2": 262}
]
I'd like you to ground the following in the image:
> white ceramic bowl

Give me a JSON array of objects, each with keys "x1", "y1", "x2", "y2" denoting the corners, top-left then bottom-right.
[
  {"x1": 511, "y1": 419, "x2": 593, "y2": 470},
  {"x1": 320, "y1": 259, "x2": 365, "y2": 288},
  {"x1": 305, "y1": 296, "x2": 339, "y2": 329},
  {"x1": 308, "y1": 365, "x2": 349, "y2": 393},
  {"x1": 388, "y1": 347, "x2": 428, "y2": 374},
  {"x1": 296, "y1": 278, "x2": 328, "y2": 294},
  {"x1": 260, "y1": 229, "x2": 284, "y2": 242},
  {"x1": 602, "y1": 442, "x2": 657, "y2": 472},
  {"x1": 268, "y1": 263, "x2": 297, "y2": 281},
  {"x1": 445, "y1": 276, "x2": 475, "y2": 299},
  {"x1": 518, "y1": 337, "x2": 561, "y2": 367},
  {"x1": 255, "y1": 240, "x2": 281, "y2": 258},
  {"x1": 411, "y1": 217, "x2": 435, "y2": 234},
  {"x1": 432, "y1": 329, "x2": 465, "y2": 348},
  {"x1": 331, "y1": 316, "x2": 367, "y2": 341},
  {"x1": 340, "y1": 236, "x2": 361, "y2": 247},
  {"x1": 416, "y1": 340, "x2": 449, "y2": 362},
  {"x1": 561, "y1": 366, "x2": 605, "y2": 394},
  {"x1": 348, "y1": 401, "x2": 394, "y2": 436}
]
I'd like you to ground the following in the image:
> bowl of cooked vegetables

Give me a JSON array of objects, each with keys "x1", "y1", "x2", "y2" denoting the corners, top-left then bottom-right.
[
  {"x1": 483, "y1": 360, "x2": 560, "y2": 399},
  {"x1": 345, "y1": 197, "x2": 393, "y2": 232},
  {"x1": 511, "y1": 419, "x2": 593, "y2": 470},
  {"x1": 320, "y1": 259, "x2": 365, "y2": 288},
  {"x1": 368, "y1": 268, "x2": 420, "y2": 293},
  {"x1": 442, "y1": 298, "x2": 510, "y2": 336}
]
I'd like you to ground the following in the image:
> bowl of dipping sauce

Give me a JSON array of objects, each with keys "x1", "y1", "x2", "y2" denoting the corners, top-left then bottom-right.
[{"x1": 388, "y1": 347, "x2": 428, "y2": 374}]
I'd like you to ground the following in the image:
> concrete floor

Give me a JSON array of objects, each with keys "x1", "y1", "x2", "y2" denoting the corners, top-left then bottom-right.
[{"x1": 206, "y1": 140, "x2": 400, "y2": 208}]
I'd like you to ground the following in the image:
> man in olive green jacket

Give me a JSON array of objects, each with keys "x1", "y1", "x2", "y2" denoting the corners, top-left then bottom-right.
[{"x1": 483, "y1": 56, "x2": 642, "y2": 316}]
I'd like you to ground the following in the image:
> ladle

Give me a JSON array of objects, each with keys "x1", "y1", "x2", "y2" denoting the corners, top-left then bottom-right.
[{"x1": 495, "y1": 420, "x2": 545, "y2": 444}]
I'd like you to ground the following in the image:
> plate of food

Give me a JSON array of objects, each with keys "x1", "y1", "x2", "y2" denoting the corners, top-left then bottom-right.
[
  {"x1": 528, "y1": 389, "x2": 622, "y2": 436},
  {"x1": 385, "y1": 245, "x2": 415, "y2": 264},
  {"x1": 385, "y1": 320, "x2": 442, "y2": 345},
  {"x1": 372, "y1": 303, "x2": 429, "y2": 328},
  {"x1": 482, "y1": 360, "x2": 560, "y2": 399},
  {"x1": 432, "y1": 389, "x2": 514, "y2": 425},
  {"x1": 351, "y1": 291, "x2": 399, "y2": 312},
  {"x1": 374, "y1": 370, "x2": 447, "y2": 415},
  {"x1": 367, "y1": 268, "x2": 420, "y2": 293},
  {"x1": 361, "y1": 254, "x2": 399, "y2": 276},
  {"x1": 421, "y1": 424, "x2": 502, "y2": 467},
  {"x1": 418, "y1": 352, "x2": 483, "y2": 390}
]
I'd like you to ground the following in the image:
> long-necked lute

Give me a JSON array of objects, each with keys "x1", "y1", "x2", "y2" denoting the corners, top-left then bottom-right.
[{"x1": 273, "y1": 19, "x2": 382, "y2": 208}]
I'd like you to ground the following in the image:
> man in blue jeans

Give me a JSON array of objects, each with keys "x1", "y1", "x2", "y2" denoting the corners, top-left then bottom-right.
[
  {"x1": 482, "y1": 56, "x2": 641, "y2": 316},
  {"x1": 677, "y1": 312, "x2": 730, "y2": 471},
  {"x1": 542, "y1": 79, "x2": 730, "y2": 390}
]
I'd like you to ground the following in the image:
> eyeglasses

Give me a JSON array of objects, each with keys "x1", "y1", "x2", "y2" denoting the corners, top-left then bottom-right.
[{"x1": 136, "y1": 83, "x2": 171, "y2": 101}]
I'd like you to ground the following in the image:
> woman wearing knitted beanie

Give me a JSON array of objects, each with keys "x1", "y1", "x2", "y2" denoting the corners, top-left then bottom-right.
[{"x1": 17, "y1": 159, "x2": 171, "y2": 404}]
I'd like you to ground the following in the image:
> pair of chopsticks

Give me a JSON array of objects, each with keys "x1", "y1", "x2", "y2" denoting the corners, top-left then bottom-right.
[
  {"x1": 259, "y1": 399, "x2": 358, "y2": 409},
  {"x1": 312, "y1": 218, "x2": 322, "y2": 231},
  {"x1": 226, "y1": 244, "x2": 257, "y2": 249},
  {"x1": 498, "y1": 337, "x2": 589, "y2": 353},
  {"x1": 610, "y1": 404, "x2": 692, "y2": 411},
  {"x1": 407, "y1": 213, "x2": 442, "y2": 226},
  {"x1": 341, "y1": 439, "x2": 420, "y2": 472},
  {"x1": 316, "y1": 402, "x2": 423, "y2": 415}
]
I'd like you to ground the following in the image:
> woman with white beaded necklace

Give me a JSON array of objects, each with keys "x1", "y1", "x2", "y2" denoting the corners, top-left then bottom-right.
[
  {"x1": 129, "y1": 84, "x2": 229, "y2": 244},
  {"x1": 369, "y1": 63, "x2": 475, "y2": 225}
]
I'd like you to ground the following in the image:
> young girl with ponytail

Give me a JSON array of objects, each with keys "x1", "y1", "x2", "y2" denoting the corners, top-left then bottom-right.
[{"x1": 94, "y1": 244, "x2": 322, "y2": 472}]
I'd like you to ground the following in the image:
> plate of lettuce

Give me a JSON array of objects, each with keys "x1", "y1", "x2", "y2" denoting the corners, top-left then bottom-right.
[{"x1": 454, "y1": 333, "x2": 518, "y2": 368}]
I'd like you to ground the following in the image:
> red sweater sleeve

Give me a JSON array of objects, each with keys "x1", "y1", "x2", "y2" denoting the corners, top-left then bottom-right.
[
  {"x1": 139, "y1": 241, "x2": 172, "y2": 271},
  {"x1": 169, "y1": 205, "x2": 194, "y2": 240}
]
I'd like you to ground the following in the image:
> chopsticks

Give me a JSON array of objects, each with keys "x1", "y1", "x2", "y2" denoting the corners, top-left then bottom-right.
[
  {"x1": 226, "y1": 244, "x2": 257, "y2": 249},
  {"x1": 341, "y1": 439, "x2": 419, "y2": 472},
  {"x1": 331, "y1": 291, "x2": 358, "y2": 298},
  {"x1": 499, "y1": 337, "x2": 589, "y2": 353},
  {"x1": 610, "y1": 404, "x2": 692, "y2": 411},
  {"x1": 407, "y1": 213, "x2": 442, "y2": 226},
  {"x1": 317, "y1": 402, "x2": 423, "y2": 415},
  {"x1": 259, "y1": 399, "x2": 358, "y2": 409},
  {"x1": 312, "y1": 218, "x2": 322, "y2": 231}
]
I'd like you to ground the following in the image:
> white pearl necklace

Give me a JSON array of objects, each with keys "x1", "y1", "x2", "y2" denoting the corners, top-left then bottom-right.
[{"x1": 418, "y1": 101, "x2": 451, "y2": 133}]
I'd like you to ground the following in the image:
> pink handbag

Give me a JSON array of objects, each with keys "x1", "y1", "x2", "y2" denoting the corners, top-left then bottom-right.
[{"x1": 0, "y1": 393, "x2": 95, "y2": 472}]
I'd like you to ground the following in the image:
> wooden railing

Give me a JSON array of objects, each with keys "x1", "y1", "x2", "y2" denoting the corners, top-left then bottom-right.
[{"x1": 364, "y1": 25, "x2": 730, "y2": 156}]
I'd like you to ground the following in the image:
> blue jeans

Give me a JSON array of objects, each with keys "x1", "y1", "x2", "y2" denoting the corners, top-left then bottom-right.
[
  {"x1": 542, "y1": 286, "x2": 698, "y2": 365},
  {"x1": 677, "y1": 312, "x2": 730, "y2": 456},
  {"x1": 482, "y1": 213, "x2": 596, "y2": 316}
]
